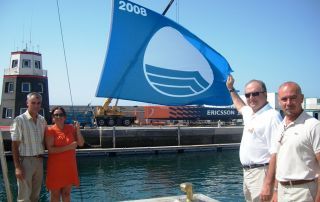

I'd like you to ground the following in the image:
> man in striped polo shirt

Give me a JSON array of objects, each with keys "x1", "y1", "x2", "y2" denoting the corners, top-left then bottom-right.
[{"x1": 11, "y1": 92, "x2": 47, "y2": 202}]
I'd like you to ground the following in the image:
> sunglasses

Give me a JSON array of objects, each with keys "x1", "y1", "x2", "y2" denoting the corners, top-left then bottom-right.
[
  {"x1": 53, "y1": 113, "x2": 65, "y2": 118},
  {"x1": 245, "y1": 91, "x2": 265, "y2": 98}
]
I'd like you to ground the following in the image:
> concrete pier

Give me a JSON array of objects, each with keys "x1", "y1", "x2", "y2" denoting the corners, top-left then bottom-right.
[
  {"x1": 1, "y1": 126, "x2": 243, "y2": 153},
  {"x1": 82, "y1": 126, "x2": 243, "y2": 148}
]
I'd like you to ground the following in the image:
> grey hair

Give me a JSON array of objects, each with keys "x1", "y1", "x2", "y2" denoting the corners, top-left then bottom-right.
[
  {"x1": 27, "y1": 92, "x2": 42, "y2": 101},
  {"x1": 245, "y1": 79, "x2": 267, "y2": 92},
  {"x1": 278, "y1": 81, "x2": 302, "y2": 94}
]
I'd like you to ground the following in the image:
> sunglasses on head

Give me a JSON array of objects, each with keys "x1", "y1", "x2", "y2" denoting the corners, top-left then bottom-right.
[
  {"x1": 245, "y1": 91, "x2": 265, "y2": 98},
  {"x1": 53, "y1": 113, "x2": 65, "y2": 118}
]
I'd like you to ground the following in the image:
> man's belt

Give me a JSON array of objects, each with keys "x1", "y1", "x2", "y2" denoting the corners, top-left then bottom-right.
[
  {"x1": 280, "y1": 179, "x2": 316, "y2": 186},
  {"x1": 20, "y1": 155, "x2": 44, "y2": 158},
  {"x1": 242, "y1": 163, "x2": 269, "y2": 169}
]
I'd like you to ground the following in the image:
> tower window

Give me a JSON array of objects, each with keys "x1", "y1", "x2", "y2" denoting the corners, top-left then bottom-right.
[
  {"x1": 5, "y1": 82, "x2": 14, "y2": 93},
  {"x1": 22, "y1": 59, "x2": 31, "y2": 68},
  {"x1": 21, "y1": 82, "x2": 31, "y2": 92},
  {"x1": 38, "y1": 83, "x2": 43, "y2": 93},
  {"x1": 35, "y1": 60, "x2": 41, "y2": 69},
  {"x1": 12, "y1": 59, "x2": 18, "y2": 68},
  {"x1": 2, "y1": 108, "x2": 13, "y2": 119}
]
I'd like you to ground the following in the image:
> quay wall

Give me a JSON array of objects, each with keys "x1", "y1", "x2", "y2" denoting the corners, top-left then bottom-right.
[
  {"x1": 1, "y1": 126, "x2": 243, "y2": 151},
  {"x1": 82, "y1": 126, "x2": 243, "y2": 148}
]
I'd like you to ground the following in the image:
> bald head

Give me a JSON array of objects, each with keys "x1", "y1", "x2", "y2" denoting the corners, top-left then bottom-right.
[
  {"x1": 278, "y1": 82, "x2": 302, "y2": 95},
  {"x1": 278, "y1": 81, "x2": 304, "y2": 121}
]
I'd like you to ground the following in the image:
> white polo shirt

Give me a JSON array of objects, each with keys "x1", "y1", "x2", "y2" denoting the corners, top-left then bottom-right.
[
  {"x1": 239, "y1": 104, "x2": 282, "y2": 165},
  {"x1": 274, "y1": 111, "x2": 320, "y2": 181}
]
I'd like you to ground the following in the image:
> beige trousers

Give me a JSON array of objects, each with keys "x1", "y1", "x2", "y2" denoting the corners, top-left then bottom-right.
[
  {"x1": 17, "y1": 156, "x2": 43, "y2": 202},
  {"x1": 243, "y1": 166, "x2": 269, "y2": 202},
  {"x1": 278, "y1": 180, "x2": 317, "y2": 202}
]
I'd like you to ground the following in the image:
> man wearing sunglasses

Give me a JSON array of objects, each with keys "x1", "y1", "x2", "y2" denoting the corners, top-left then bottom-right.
[
  {"x1": 11, "y1": 92, "x2": 47, "y2": 202},
  {"x1": 271, "y1": 82, "x2": 320, "y2": 201},
  {"x1": 226, "y1": 75, "x2": 282, "y2": 202}
]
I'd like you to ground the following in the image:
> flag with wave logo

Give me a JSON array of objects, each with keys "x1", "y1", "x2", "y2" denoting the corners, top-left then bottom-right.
[{"x1": 96, "y1": 0, "x2": 233, "y2": 106}]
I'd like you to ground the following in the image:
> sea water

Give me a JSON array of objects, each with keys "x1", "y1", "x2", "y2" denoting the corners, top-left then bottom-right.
[{"x1": 0, "y1": 149, "x2": 244, "y2": 202}]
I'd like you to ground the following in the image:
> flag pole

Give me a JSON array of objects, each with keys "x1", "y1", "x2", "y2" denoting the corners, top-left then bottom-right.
[{"x1": 162, "y1": 0, "x2": 175, "y2": 15}]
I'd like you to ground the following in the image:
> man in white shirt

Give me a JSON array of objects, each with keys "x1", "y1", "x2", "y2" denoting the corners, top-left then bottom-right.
[
  {"x1": 226, "y1": 75, "x2": 282, "y2": 202},
  {"x1": 271, "y1": 82, "x2": 320, "y2": 201}
]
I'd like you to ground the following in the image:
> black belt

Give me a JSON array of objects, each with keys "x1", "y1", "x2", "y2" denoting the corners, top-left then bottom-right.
[
  {"x1": 242, "y1": 163, "x2": 269, "y2": 169},
  {"x1": 280, "y1": 179, "x2": 316, "y2": 186},
  {"x1": 21, "y1": 155, "x2": 44, "y2": 158}
]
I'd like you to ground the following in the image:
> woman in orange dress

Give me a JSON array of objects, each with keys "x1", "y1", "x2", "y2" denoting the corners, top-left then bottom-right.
[{"x1": 45, "y1": 106, "x2": 84, "y2": 202}]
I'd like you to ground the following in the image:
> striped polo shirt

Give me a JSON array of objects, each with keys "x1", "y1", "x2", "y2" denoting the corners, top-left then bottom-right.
[{"x1": 10, "y1": 110, "x2": 47, "y2": 156}]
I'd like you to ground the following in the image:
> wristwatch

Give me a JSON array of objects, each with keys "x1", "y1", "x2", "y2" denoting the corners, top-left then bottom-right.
[{"x1": 229, "y1": 88, "x2": 236, "y2": 93}]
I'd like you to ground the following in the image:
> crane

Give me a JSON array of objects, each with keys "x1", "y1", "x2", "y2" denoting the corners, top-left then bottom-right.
[{"x1": 94, "y1": 98, "x2": 136, "y2": 127}]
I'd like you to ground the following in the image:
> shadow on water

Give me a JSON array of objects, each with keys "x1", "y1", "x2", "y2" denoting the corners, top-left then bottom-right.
[{"x1": 1, "y1": 150, "x2": 244, "y2": 202}]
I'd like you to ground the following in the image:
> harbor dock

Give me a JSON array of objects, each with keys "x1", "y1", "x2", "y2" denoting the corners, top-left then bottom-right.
[{"x1": 1, "y1": 126, "x2": 243, "y2": 155}]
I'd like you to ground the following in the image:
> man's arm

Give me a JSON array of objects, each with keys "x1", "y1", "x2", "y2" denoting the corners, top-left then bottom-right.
[
  {"x1": 260, "y1": 154, "x2": 277, "y2": 201},
  {"x1": 226, "y1": 75, "x2": 246, "y2": 112},
  {"x1": 12, "y1": 141, "x2": 24, "y2": 180},
  {"x1": 315, "y1": 153, "x2": 320, "y2": 202},
  {"x1": 271, "y1": 178, "x2": 278, "y2": 202}
]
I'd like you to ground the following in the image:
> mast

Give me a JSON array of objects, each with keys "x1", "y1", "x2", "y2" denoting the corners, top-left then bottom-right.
[{"x1": 162, "y1": 0, "x2": 175, "y2": 15}]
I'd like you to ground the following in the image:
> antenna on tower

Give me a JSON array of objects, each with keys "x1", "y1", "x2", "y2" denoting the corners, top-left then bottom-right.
[
  {"x1": 29, "y1": 11, "x2": 33, "y2": 52},
  {"x1": 21, "y1": 24, "x2": 25, "y2": 51},
  {"x1": 29, "y1": 29, "x2": 32, "y2": 51}
]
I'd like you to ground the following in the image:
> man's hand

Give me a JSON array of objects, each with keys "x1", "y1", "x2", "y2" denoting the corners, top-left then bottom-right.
[
  {"x1": 271, "y1": 190, "x2": 278, "y2": 202},
  {"x1": 260, "y1": 183, "x2": 272, "y2": 201},
  {"x1": 15, "y1": 167, "x2": 24, "y2": 180},
  {"x1": 226, "y1": 75, "x2": 235, "y2": 90}
]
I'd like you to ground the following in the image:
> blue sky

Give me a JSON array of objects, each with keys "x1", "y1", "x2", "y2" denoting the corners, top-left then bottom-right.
[{"x1": 0, "y1": 0, "x2": 319, "y2": 106}]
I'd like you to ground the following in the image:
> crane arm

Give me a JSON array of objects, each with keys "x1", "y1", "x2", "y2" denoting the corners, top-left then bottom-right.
[{"x1": 102, "y1": 98, "x2": 113, "y2": 110}]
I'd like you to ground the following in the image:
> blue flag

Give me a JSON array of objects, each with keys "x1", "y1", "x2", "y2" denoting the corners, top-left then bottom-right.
[{"x1": 96, "y1": 0, "x2": 233, "y2": 106}]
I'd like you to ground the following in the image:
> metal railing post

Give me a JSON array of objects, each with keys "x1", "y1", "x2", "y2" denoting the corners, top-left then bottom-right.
[
  {"x1": 177, "y1": 125, "x2": 181, "y2": 146},
  {"x1": 99, "y1": 126, "x2": 102, "y2": 147},
  {"x1": 0, "y1": 131, "x2": 13, "y2": 202},
  {"x1": 113, "y1": 126, "x2": 116, "y2": 148}
]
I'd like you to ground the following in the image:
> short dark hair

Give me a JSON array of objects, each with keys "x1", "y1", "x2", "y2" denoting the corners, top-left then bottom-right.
[
  {"x1": 50, "y1": 106, "x2": 67, "y2": 117},
  {"x1": 245, "y1": 79, "x2": 267, "y2": 92}
]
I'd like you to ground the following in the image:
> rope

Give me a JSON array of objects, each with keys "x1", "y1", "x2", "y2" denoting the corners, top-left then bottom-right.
[
  {"x1": 55, "y1": 1, "x2": 83, "y2": 201},
  {"x1": 56, "y1": 0, "x2": 75, "y2": 120},
  {"x1": 176, "y1": 0, "x2": 179, "y2": 23}
]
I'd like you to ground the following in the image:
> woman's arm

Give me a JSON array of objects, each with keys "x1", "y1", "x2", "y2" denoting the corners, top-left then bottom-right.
[
  {"x1": 45, "y1": 132, "x2": 77, "y2": 154},
  {"x1": 74, "y1": 121, "x2": 85, "y2": 147}
]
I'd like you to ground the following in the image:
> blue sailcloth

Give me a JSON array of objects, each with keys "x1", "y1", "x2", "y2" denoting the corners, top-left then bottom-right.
[{"x1": 96, "y1": 0, "x2": 233, "y2": 105}]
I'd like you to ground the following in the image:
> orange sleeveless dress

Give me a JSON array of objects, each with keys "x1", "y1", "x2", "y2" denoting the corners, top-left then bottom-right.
[{"x1": 46, "y1": 124, "x2": 80, "y2": 190}]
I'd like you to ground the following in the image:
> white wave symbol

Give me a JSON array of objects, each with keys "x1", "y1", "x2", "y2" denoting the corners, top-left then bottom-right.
[
  {"x1": 145, "y1": 64, "x2": 210, "y2": 97},
  {"x1": 143, "y1": 26, "x2": 214, "y2": 98}
]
